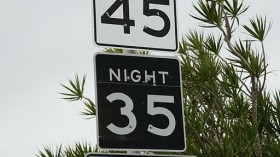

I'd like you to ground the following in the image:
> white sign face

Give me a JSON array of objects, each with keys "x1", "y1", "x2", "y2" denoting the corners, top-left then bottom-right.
[{"x1": 93, "y1": 0, "x2": 178, "y2": 52}]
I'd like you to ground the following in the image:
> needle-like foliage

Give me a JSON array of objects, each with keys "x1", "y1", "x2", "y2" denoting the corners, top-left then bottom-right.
[
  {"x1": 183, "y1": 0, "x2": 277, "y2": 157},
  {"x1": 60, "y1": 74, "x2": 96, "y2": 119},
  {"x1": 36, "y1": 145, "x2": 63, "y2": 157},
  {"x1": 224, "y1": 0, "x2": 249, "y2": 25},
  {"x1": 243, "y1": 16, "x2": 272, "y2": 42},
  {"x1": 60, "y1": 74, "x2": 86, "y2": 101},
  {"x1": 37, "y1": 142, "x2": 94, "y2": 157}
]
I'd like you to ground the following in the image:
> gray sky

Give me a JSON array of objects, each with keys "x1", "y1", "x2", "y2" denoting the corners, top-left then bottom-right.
[{"x1": 1, "y1": 0, "x2": 280, "y2": 156}]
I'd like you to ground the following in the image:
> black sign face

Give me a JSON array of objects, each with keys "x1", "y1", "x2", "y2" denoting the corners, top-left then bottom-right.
[{"x1": 94, "y1": 53, "x2": 186, "y2": 151}]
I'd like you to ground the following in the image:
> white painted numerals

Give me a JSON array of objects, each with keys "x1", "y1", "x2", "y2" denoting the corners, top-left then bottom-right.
[
  {"x1": 147, "y1": 95, "x2": 175, "y2": 136},
  {"x1": 101, "y1": 0, "x2": 171, "y2": 37},
  {"x1": 106, "y1": 93, "x2": 137, "y2": 135},
  {"x1": 105, "y1": 92, "x2": 176, "y2": 136}
]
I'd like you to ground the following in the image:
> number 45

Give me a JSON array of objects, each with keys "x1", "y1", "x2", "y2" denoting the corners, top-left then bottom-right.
[
  {"x1": 106, "y1": 93, "x2": 176, "y2": 137},
  {"x1": 101, "y1": 0, "x2": 171, "y2": 37}
]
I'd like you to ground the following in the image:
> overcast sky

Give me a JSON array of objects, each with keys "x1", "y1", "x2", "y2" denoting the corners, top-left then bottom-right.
[{"x1": 1, "y1": 0, "x2": 280, "y2": 156}]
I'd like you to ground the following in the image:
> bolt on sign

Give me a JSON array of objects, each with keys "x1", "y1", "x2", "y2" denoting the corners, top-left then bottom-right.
[
  {"x1": 92, "y1": 0, "x2": 178, "y2": 52},
  {"x1": 94, "y1": 53, "x2": 186, "y2": 152}
]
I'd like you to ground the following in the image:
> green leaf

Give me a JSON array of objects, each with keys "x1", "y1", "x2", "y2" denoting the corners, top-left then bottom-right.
[
  {"x1": 191, "y1": 0, "x2": 223, "y2": 28},
  {"x1": 36, "y1": 145, "x2": 63, "y2": 157},
  {"x1": 104, "y1": 48, "x2": 122, "y2": 53},
  {"x1": 224, "y1": 0, "x2": 249, "y2": 24},
  {"x1": 243, "y1": 16, "x2": 272, "y2": 41},
  {"x1": 138, "y1": 50, "x2": 150, "y2": 55},
  {"x1": 203, "y1": 34, "x2": 223, "y2": 55},
  {"x1": 60, "y1": 74, "x2": 86, "y2": 101},
  {"x1": 63, "y1": 142, "x2": 93, "y2": 157},
  {"x1": 81, "y1": 99, "x2": 96, "y2": 118}
]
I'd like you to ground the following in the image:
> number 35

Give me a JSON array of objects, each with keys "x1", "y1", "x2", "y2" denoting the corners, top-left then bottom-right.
[
  {"x1": 106, "y1": 92, "x2": 176, "y2": 137},
  {"x1": 101, "y1": 0, "x2": 171, "y2": 37}
]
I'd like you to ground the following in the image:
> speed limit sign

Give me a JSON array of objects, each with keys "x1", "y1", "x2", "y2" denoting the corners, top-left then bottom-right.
[
  {"x1": 94, "y1": 53, "x2": 186, "y2": 151},
  {"x1": 92, "y1": 0, "x2": 178, "y2": 52}
]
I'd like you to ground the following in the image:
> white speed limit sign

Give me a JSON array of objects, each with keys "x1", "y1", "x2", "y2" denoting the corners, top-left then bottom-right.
[{"x1": 92, "y1": 0, "x2": 178, "y2": 52}]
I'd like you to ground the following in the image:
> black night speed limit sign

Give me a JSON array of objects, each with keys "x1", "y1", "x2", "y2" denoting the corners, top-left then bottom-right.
[
  {"x1": 92, "y1": 0, "x2": 178, "y2": 52},
  {"x1": 94, "y1": 53, "x2": 186, "y2": 151}
]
